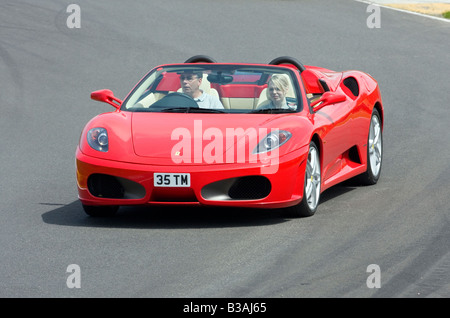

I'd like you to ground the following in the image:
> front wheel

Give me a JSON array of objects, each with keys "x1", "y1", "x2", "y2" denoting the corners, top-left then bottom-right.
[
  {"x1": 357, "y1": 108, "x2": 382, "y2": 185},
  {"x1": 285, "y1": 141, "x2": 321, "y2": 217}
]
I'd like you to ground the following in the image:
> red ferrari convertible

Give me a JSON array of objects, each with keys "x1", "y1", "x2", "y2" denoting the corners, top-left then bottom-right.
[{"x1": 76, "y1": 56, "x2": 383, "y2": 217}]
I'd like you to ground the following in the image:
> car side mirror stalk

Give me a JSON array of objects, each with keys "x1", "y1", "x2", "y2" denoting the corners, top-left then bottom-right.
[
  {"x1": 310, "y1": 91, "x2": 346, "y2": 111},
  {"x1": 91, "y1": 89, "x2": 122, "y2": 109}
]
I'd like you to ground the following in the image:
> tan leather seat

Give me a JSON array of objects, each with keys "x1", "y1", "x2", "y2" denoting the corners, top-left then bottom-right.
[
  {"x1": 256, "y1": 88, "x2": 269, "y2": 108},
  {"x1": 221, "y1": 97, "x2": 255, "y2": 110}
]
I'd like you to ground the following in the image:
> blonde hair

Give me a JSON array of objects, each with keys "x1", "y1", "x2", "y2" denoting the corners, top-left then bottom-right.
[{"x1": 267, "y1": 74, "x2": 290, "y2": 99}]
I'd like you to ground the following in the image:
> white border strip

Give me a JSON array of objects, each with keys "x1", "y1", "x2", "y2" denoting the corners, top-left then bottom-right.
[{"x1": 355, "y1": 0, "x2": 450, "y2": 23}]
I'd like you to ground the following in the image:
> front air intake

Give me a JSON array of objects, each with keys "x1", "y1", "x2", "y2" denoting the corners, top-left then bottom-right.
[
  {"x1": 88, "y1": 174, "x2": 125, "y2": 199},
  {"x1": 228, "y1": 176, "x2": 271, "y2": 200},
  {"x1": 201, "y1": 176, "x2": 272, "y2": 201}
]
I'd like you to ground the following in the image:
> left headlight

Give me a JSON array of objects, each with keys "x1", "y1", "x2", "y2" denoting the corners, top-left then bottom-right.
[
  {"x1": 253, "y1": 130, "x2": 292, "y2": 154},
  {"x1": 87, "y1": 127, "x2": 109, "y2": 152}
]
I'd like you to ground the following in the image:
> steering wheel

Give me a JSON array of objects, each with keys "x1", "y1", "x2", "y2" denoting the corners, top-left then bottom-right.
[
  {"x1": 151, "y1": 92, "x2": 199, "y2": 108},
  {"x1": 269, "y1": 56, "x2": 306, "y2": 73}
]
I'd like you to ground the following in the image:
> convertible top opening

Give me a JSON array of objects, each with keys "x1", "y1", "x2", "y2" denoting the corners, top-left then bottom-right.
[{"x1": 123, "y1": 64, "x2": 302, "y2": 113}]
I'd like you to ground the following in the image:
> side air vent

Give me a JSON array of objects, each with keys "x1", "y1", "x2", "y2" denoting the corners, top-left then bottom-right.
[
  {"x1": 343, "y1": 77, "x2": 359, "y2": 97},
  {"x1": 318, "y1": 79, "x2": 330, "y2": 92}
]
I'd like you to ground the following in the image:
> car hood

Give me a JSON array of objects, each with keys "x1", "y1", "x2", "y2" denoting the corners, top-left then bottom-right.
[{"x1": 131, "y1": 112, "x2": 294, "y2": 163}]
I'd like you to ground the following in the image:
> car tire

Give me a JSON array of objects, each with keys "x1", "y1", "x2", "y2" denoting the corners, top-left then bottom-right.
[
  {"x1": 285, "y1": 141, "x2": 321, "y2": 218},
  {"x1": 357, "y1": 108, "x2": 382, "y2": 185},
  {"x1": 82, "y1": 204, "x2": 119, "y2": 217}
]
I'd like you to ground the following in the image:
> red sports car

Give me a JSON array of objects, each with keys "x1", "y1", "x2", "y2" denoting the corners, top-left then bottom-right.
[{"x1": 76, "y1": 55, "x2": 383, "y2": 217}]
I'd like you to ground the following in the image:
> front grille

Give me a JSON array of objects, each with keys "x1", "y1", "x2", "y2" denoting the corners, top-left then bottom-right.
[
  {"x1": 88, "y1": 174, "x2": 125, "y2": 198},
  {"x1": 228, "y1": 176, "x2": 271, "y2": 200}
]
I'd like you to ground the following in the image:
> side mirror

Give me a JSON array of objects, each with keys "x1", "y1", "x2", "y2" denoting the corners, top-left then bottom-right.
[
  {"x1": 91, "y1": 89, "x2": 122, "y2": 109},
  {"x1": 310, "y1": 91, "x2": 346, "y2": 111}
]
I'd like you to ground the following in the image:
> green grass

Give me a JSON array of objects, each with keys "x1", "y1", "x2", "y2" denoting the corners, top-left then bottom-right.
[{"x1": 443, "y1": 11, "x2": 450, "y2": 19}]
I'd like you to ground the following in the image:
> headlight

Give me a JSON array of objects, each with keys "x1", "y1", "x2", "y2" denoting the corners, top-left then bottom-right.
[
  {"x1": 253, "y1": 130, "x2": 291, "y2": 154},
  {"x1": 87, "y1": 127, "x2": 108, "y2": 152}
]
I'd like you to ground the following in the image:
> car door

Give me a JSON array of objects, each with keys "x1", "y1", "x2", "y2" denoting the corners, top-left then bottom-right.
[{"x1": 312, "y1": 97, "x2": 355, "y2": 185}]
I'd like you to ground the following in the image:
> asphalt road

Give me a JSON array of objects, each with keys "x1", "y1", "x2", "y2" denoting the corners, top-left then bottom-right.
[{"x1": 0, "y1": 0, "x2": 449, "y2": 298}]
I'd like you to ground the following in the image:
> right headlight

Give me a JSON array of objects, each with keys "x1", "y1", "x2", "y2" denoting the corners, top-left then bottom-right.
[
  {"x1": 252, "y1": 130, "x2": 292, "y2": 154},
  {"x1": 87, "y1": 127, "x2": 108, "y2": 152}
]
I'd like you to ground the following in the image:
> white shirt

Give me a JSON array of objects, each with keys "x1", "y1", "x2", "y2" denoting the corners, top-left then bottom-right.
[{"x1": 194, "y1": 91, "x2": 224, "y2": 109}]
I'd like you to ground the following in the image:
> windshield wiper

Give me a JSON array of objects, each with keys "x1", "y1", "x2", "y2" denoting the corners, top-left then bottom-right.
[
  {"x1": 190, "y1": 108, "x2": 225, "y2": 113},
  {"x1": 250, "y1": 108, "x2": 295, "y2": 114},
  {"x1": 158, "y1": 107, "x2": 225, "y2": 113},
  {"x1": 156, "y1": 107, "x2": 193, "y2": 113}
]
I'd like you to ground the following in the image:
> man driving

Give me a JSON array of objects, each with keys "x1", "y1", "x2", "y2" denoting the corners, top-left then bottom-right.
[{"x1": 179, "y1": 71, "x2": 224, "y2": 109}]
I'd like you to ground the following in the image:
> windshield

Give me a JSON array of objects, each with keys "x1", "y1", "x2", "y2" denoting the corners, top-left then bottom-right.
[{"x1": 122, "y1": 64, "x2": 302, "y2": 113}]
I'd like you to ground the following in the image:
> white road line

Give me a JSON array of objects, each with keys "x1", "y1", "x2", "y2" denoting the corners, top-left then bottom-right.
[{"x1": 355, "y1": 0, "x2": 450, "y2": 23}]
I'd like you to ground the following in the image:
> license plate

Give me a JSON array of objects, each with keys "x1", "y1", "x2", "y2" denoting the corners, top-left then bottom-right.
[{"x1": 153, "y1": 173, "x2": 191, "y2": 187}]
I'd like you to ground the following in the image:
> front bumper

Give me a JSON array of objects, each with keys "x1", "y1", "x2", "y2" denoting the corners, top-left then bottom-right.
[{"x1": 76, "y1": 146, "x2": 307, "y2": 209}]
